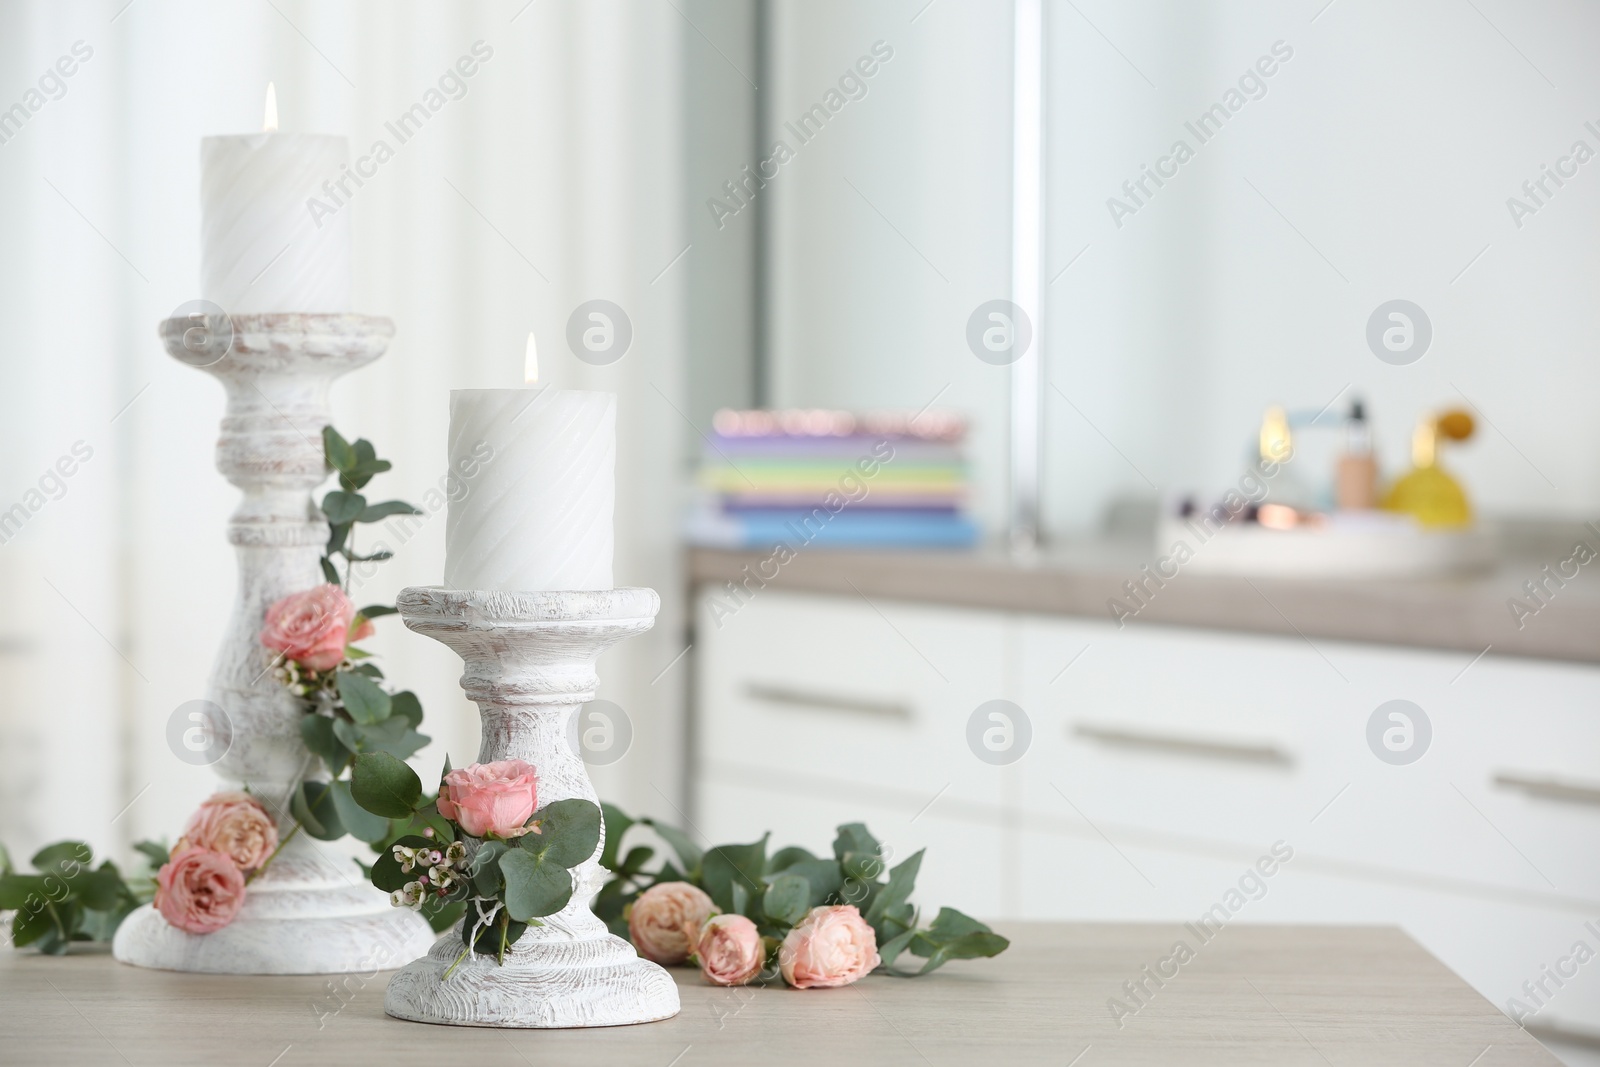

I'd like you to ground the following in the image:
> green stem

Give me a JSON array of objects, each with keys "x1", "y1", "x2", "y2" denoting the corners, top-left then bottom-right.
[
  {"x1": 247, "y1": 822, "x2": 301, "y2": 886},
  {"x1": 441, "y1": 943, "x2": 471, "y2": 982},
  {"x1": 43, "y1": 900, "x2": 68, "y2": 943},
  {"x1": 258, "y1": 725, "x2": 350, "y2": 895}
]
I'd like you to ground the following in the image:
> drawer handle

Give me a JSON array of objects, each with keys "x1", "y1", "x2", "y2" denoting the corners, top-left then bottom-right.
[
  {"x1": 1494, "y1": 771, "x2": 1600, "y2": 806},
  {"x1": 1522, "y1": 1015, "x2": 1600, "y2": 1049},
  {"x1": 1073, "y1": 722, "x2": 1293, "y2": 766},
  {"x1": 745, "y1": 683, "x2": 911, "y2": 720}
]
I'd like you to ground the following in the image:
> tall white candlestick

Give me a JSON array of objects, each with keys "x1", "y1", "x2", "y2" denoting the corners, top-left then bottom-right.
[
  {"x1": 444, "y1": 387, "x2": 616, "y2": 592},
  {"x1": 200, "y1": 129, "x2": 351, "y2": 313}
]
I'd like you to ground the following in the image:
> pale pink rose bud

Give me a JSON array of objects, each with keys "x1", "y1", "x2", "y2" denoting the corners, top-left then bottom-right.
[
  {"x1": 779, "y1": 905, "x2": 881, "y2": 989},
  {"x1": 628, "y1": 881, "x2": 717, "y2": 965},
  {"x1": 260, "y1": 583, "x2": 371, "y2": 672},
  {"x1": 435, "y1": 759, "x2": 539, "y2": 839},
  {"x1": 694, "y1": 913, "x2": 764, "y2": 986},
  {"x1": 155, "y1": 847, "x2": 247, "y2": 934},
  {"x1": 178, "y1": 791, "x2": 279, "y2": 872}
]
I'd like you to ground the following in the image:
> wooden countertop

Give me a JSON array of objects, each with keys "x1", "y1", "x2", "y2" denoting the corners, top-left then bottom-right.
[
  {"x1": 689, "y1": 534, "x2": 1600, "y2": 663},
  {"x1": 0, "y1": 924, "x2": 1557, "y2": 1065}
]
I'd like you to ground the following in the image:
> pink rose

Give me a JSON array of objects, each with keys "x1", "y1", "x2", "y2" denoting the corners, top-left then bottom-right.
[
  {"x1": 694, "y1": 913, "x2": 764, "y2": 986},
  {"x1": 176, "y1": 791, "x2": 279, "y2": 871},
  {"x1": 155, "y1": 847, "x2": 247, "y2": 934},
  {"x1": 436, "y1": 759, "x2": 540, "y2": 839},
  {"x1": 779, "y1": 905, "x2": 881, "y2": 989},
  {"x1": 628, "y1": 881, "x2": 716, "y2": 965},
  {"x1": 260, "y1": 583, "x2": 372, "y2": 671}
]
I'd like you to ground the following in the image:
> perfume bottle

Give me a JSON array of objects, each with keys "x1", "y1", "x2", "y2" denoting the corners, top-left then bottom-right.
[
  {"x1": 1382, "y1": 409, "x2": 1476, "y2": 527},
  {"x1": 1335, "y1": 398, "x2": 1378, "y2": 510}
]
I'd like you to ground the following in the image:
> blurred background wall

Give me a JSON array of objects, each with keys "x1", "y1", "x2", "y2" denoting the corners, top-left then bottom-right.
[
  {"x1": 752, "y1": 0, "x2": 1600, "y2": 538},
  {"x1": 1040, "y1": 0, "x2": 1600, "y2": 532}
]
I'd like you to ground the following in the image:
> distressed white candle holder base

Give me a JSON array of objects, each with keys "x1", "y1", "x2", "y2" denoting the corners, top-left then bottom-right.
[
  {"x1": 113, "y1": 313, "x2": 435, "y2": 975},
  {"x1": 383, "y1": 586, "x2": 680, "y2": 1028}
]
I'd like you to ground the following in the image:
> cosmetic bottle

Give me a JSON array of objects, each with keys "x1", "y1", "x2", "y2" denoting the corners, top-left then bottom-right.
[{"x1": 1335, "y1": 398, "x2": 1377, "y2": 510}]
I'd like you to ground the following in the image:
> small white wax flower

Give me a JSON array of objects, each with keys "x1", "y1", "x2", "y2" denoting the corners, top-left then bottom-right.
[
  {"x1": 390, "y1": 882, "x2": 424, "y2": 910},
  {"x1": 428, "y1": 866, "x2": 457, "y2": 891},
  {"x1": 393, "y1": 845, "x2": 417, "y2": 872},
  {"x1": 445, "y1": 841, "x2": 466, "y2": 866}
]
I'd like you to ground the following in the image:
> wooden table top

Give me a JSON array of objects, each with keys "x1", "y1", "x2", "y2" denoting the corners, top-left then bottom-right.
[{"x1": 0, "y1": 923, "x2": 1557, "y2": 1065}]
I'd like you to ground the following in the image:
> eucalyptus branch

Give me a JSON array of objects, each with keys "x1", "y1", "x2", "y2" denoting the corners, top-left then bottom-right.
[{"x1": 316, "y1": 425, "x2": 417, "y2": 602}]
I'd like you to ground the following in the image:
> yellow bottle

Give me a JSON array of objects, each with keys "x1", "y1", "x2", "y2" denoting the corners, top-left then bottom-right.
[{"x1": 1382, "y1": 410, "x2": 1475, "y2": 527}]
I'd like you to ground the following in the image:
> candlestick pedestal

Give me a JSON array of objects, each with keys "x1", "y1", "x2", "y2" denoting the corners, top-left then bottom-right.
[
  {"x1": 113, "y1": 313, "x2": 435, "y2": 974},
  {"x1": 383, "y1": 586, "x2": 680, "y2": 1028}
]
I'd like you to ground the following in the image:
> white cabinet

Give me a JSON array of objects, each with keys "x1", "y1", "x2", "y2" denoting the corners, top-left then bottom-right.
[{"x1": 694, "y1": 587, "x2": 1600, "y2": 1030}]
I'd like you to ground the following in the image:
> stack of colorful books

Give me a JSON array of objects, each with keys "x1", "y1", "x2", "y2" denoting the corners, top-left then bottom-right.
[{"x1": 685, "y1": 409, "x2": 979, "y2": 550}]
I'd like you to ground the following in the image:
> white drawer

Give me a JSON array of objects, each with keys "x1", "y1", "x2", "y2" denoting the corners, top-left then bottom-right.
[
  {"x1": 1019, "y1": 614, "x2": 1600, "y2": 900},
  {"x1": 697, "y1": 589, "x2": 1007, "y2": 807},
  {"x1": 1291, "y1": 643, "x2": 1600, "y2": 900},
  {"x1": 1018, "y1": 617, "x2": 1347, "y2": 858},
  {"x1": 1419, "y1": 653, "x2": 1600, "y2": 896}
]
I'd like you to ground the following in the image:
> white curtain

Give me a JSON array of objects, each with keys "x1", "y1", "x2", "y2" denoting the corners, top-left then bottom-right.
[{"x1": 0, "y1": 0, "x2": 687, "y2": 862}]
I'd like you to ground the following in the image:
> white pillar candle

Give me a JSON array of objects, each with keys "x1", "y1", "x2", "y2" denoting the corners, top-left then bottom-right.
[
  {"x1": 444, "y1": 387, "x2": 616, "y2": 592},
  {"x1": 200, "y1": 93, "x2": 350, "y2": 313}
]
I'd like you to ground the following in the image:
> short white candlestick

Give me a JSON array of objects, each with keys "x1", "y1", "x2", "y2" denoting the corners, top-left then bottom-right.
[
  {"x1": 383, "y1": 585, "x2": 680, "y2": 1028},
  {"x1": 112, "y1": 313, "x2": 434, "y2": 975}
]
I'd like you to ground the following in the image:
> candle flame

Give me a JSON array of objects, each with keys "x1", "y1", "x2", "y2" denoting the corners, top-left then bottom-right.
[
  {"x1": 263, "y1": 82, "x2": 279, "y2": 132},
  {"x1": 524, "y1": 332, "x2": 539, "y2": 384}
]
